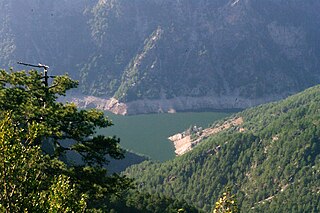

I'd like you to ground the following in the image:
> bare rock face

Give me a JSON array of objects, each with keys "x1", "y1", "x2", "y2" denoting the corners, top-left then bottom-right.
[
  {"x1": 67, "y1": 96, "x2": 127, "y2": 115},
  {"x1": 67, "y1": 92, "x2": 284, "y2": 115},
  {"x1": 168, "y1": 117, "x2": 244, "y2": 155},
  {"x1": 106, "y1": 98, "x2": 127, "y2": 115},
  {"x1": 1, "y1": 0, "x2": 320, "y2": 114},
  {"x1": 79, "y1": 0, "x2": 320, "y2": 113}
]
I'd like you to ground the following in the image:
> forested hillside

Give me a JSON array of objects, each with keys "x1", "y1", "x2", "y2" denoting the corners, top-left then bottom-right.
[
  {"x1": 0, "y1": 68, "x2": 198, "y2": 213},
  {"x1": 1, "y1": 0, "x2": 320, "y2": 114},
  {"x1": 125, "y1": 85, "x2": 320, "y2": 212}
]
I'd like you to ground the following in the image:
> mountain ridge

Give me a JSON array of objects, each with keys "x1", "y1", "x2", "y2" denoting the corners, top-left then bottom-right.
[{"x1": 1, "y1": 0, "x2": 320, "y2": 114}]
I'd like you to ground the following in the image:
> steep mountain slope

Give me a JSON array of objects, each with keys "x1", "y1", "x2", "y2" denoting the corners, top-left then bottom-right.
[
  {"x1": 1, "y1": 0, "x2": 320, "y2": 113},
  {"x1": 0, "y1": 0, "x2": 94, "y2": 77},
  {"x1": 124, "y1": 85, "x2": 320, "y2": 212},
  {"x1": 80, "y1": 0, "x2": 320, "y2": 113}
]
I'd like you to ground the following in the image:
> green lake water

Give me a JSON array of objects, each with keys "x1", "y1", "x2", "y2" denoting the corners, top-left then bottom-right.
[{"x1": 98, "y1": 112, "x2": 232, "y2": 162}]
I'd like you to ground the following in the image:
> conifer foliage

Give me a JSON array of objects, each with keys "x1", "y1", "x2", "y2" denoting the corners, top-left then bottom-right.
[
  {"x1": 0, "y1": 69, "x2": 131, "y2": 211},
  {"x1": 125, "y1": 85, "x2": 320, "y2": 212}
]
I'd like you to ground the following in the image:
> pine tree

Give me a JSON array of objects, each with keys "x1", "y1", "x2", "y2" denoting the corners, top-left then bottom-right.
[{"x1": 0, "y1": 69, "x2": 132, "y2": 211}]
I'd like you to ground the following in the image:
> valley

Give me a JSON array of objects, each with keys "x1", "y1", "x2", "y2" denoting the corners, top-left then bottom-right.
[
  {"x1": 98, "y1": 111, "x2": 232, "y2": 161},
  {"x1": 0, "y1": 0, "x2": 319, "y2": 212}
]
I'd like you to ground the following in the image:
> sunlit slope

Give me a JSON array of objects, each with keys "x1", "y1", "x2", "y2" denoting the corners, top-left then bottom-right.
[{"x1": 125, "y1": 85, "x2": 320, "y2": 212}]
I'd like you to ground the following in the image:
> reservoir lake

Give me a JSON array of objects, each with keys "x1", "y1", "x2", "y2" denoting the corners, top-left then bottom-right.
[{"x1": 98, "y1": 111, "x2": 232, "y2": 162}]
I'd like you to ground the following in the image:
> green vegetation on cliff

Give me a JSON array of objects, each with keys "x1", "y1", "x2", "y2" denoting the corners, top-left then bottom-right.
[{"x1": 125, "y1": 85, "x2": 320, "y2": 212}]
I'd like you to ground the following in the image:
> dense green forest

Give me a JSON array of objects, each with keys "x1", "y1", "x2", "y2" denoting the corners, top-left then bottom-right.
[{"x1": 125, "y1": 85, "x2": 320, "y2": 212}]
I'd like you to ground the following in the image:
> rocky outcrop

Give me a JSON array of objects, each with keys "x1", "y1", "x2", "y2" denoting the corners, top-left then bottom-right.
[
  {"x1": 168, "y1": 117, "x2": 244, "y2": 155},
  {"x1": 123, "y1": 94, "x2": 287, "y2": 114},
  {"x1": 65, "y1": 91, "x2": 289, "y2": 115},
  {"x1": 80, "y1": 0, "x2": 320, "y2": 108},
  {"x1": 65, "y1": 87, "x2": 295, "y2": 115},
  {"x1": 66, "y1": 96, "x2": 127, "y2": 115}
]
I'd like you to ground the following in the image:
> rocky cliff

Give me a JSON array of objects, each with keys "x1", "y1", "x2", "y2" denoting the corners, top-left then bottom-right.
[{"x1": 1, "y1": 0, "x2": 320, "y2": 114}]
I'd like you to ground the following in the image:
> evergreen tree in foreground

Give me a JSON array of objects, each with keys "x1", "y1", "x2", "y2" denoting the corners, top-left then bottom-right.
[
  {"x1": 0, "y1": 69, "x2": 132, "y2": 211},
  {"x1": 0, "y1": 112, "x2": 87, "y2": 212}
]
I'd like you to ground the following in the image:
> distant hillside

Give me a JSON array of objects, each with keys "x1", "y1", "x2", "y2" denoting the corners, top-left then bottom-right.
[
  {"x1": 1, "y1": 0, "x2": 320, "y2": 114},
  {"x1": 0, "y1": 0, "x2": 93, "y2": 77},
  {"x1": 124, "y1": 85, "x2": 320, "y2": 212}
]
